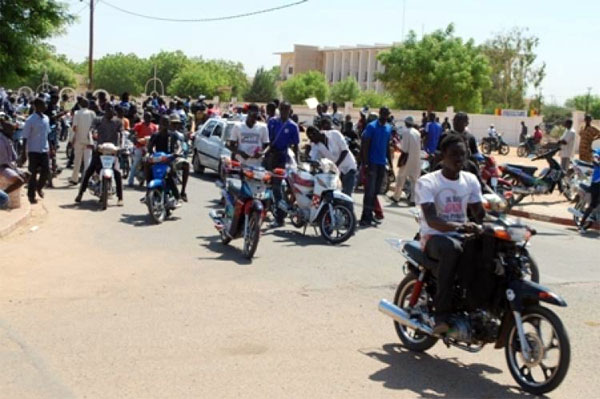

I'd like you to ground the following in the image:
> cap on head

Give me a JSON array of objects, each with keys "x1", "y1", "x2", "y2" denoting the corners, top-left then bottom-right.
[
  {"x1": 168, "y1": 113, "x2": 181, "y2": 124},
  {"x1": 404, "y1": 115, "x2": 415, "y2": 126}
]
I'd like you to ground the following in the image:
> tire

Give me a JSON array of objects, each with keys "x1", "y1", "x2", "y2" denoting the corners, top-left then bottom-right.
[
  {"x1": 520, "y1": 249, "x2": 540, "y2": 283},
  {"x1": 561, "y1": 171, "x2": 577, "y2": 202},
  {"x1": 121, "y1": 160, "x2": 130, "y2": 180},
  {"x1": 220, "y1": 230, "x2": 232, "y2": 245},
  {"x1": 100, "y1": 179, "x2": 109, "y2": 210},
  {"x1": 392, "y1": 273, "x2": 438, "y2": 352},
  {"x1": 500, "y1": 144, "x2": 510, "y2": 155},
  {"x1": 505, "y1": 305, "x2": 570, "y2": 395},
  {"x1": 517, "y1": 145, "x2": 527, "y2": 157},
  {"x1": 192, "y1": 150, "x2": 204, "y2": 174},
  {"x1": 481, "y1": 142, "x2": 492, "y2": 155},
  {"x1": 572, "y1": 197, "x2": 593, "y2": 230},
  {"x1": 319, "y1": 202, "x2": 356, "y2": 244},
  {"x1": 146, "y1": 189, "x2": 165, "y2": 224},
  {"x1": 242, "y1": 211, "x2": 261, "y2": 259}
]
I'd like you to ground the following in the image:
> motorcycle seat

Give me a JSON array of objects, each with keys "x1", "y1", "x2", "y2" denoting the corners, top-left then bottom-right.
[
  {"x1": 575, "y1": 160, "x2": 594, "y2": 169},
  {"x1": 504, "y1": 164, "x2": 537, "y2": 175},
  {"x1": 403, "y1": 240, "x2": 438, "y2": 271}
]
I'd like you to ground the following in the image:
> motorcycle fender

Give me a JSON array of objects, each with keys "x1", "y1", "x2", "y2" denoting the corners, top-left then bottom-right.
[
  {"x1": 102, "y1": 169, "x2": 113, "y2": 179},
  {"x1": 507, "y1": 280, "x2": 567, "y2": 312},
  {"x1": 332, "y1": 190, "x2": 353, "y2": 204},
  {"x1": 147, "y1": 179, "x2": 164, "y2": 189},
  {"x1": 244, "y1": 199, "x2": 263, "y2": 215}
]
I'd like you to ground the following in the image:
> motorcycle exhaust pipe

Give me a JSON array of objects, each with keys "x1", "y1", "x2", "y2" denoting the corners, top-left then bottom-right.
[{"x1": 378, "y1": 299, "x2": 434, "y2": 335}]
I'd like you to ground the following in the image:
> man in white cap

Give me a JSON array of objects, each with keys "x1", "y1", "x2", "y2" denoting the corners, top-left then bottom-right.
[{"x1": 390, "y1": 116, "x2": 421, "y2": 205}]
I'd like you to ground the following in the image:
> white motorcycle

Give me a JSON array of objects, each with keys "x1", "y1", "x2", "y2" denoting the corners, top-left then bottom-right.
[
  {"x1": 88, "y1": 143, "x2": 118, "y2": 210},
  {"x1": 276, "y1": 159, "x2": 356, "y2": 244}
]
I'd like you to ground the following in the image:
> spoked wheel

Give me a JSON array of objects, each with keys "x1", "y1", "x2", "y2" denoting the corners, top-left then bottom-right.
[
  {"x1": 242, "y1": 212, "x2": 261, "y2": 259},
  {"x1": 571, "y1": 197, "x2": 593, "y2": 231},
  {"x1": 481, "y1": 142, "x2": 491, "y2": 155},
  {"x1": 505, "y1": 305, "x2": 570, "y2": 395},
  {"x1": 561, "y1": 172, "x2": 577, "y2": 202},
  {"x1": 517, "y1": 145, "x2": 527, "y2": 157},
  {"x1": 393, "y1": 272, "x2": 438, "y2": 352},
  {"x1": 500, "y1": 144, "x2": 510, "y2": 155},
  {"x1": 146, "y1": 189, "x2": 165, "y2": 224},
  {"x1": 320, "y1": 202, "x2": 356, "y2": 244}
]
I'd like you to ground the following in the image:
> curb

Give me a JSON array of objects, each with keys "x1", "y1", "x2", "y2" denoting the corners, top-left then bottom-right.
[
  {"x1": 0, "y1": 199, "x2": 32, "y2": 238},
  {"x1": 508, "y1": 208, "x2": 600, "y2": 231}
]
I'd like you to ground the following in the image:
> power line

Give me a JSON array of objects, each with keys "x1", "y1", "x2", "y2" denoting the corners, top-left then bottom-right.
[
  {"x1": 73, "y1": 0, "x2": 100, "y2": 16},
  {"x1": 99, "y1": 0, "x2": 308, "y2": 22}
]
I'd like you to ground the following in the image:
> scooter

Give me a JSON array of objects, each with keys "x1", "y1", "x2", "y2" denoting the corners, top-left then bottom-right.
[
  {"x1": 209, "y1": 161, "x2": 271, "y2": 259},
  {"x1": 276, "y1": 159, "x2": 356, "y2": 244},
  {"x1": 500, "y1": 147, "x2": 572, "y2": 207},
  {"x1": 145, "y1": 152, "x2": 180, "y2": 224},
  {"x1": 88, "y1": 143, "x2": 119, "y2": 210},
  {"x1": 568, "y1": 182, "x2": 599, "y2": 231},
  {"x1": 481, "y1": 134, "x2": 509, "y2": 155}
]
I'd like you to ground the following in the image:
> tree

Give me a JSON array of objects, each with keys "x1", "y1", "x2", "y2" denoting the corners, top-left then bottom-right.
[
  {"x1": 330, "y1": 77, "x2": 360, "y2": 104},
  {"x1": 245, "y1": 67, "x2": 277, "y2": 102},
  {"x1": 5, "y1": 48, "x2": 77, "y2": 89},
  {"x1": 355, "y1": 90, "x2": 395, "y2": 109},
  {"x1": 0, "y1": 1, "x2": 74, "y2": 85},
  {"x1": 280, "y1": 71, "x2": 329, "y2": 104},
  {"x1": 378, "y1": 24, "x2": 491, "y2": 113},
  {"x1": 148, "y1": 50, "x2": 190, "y2": 93},
  {"x1": 565, "y1": 94, "x2": 600, "y2": 119},
  {"x1": 481, "y1": 27, "x2": 546, "y2": 110},
  {"x1": 168, "y1": 62, "x2": 227, "y2": 99},
  {"x1": 542, "y1": 104, "x2": 572, "y2": 134},
  {"x1": 93, "y1": 53, "x2": 149, "y2": 95}
]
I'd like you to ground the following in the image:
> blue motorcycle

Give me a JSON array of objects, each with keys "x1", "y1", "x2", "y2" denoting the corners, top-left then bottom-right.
[{"x1": 145, "y1": 152, "x2": 180, "y2": 224}]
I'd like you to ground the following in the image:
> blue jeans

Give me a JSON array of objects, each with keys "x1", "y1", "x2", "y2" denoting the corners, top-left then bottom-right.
[
  {"x1": 0, "y1": 189, "x2": 8, "y2": 209},
  {"x1": 128, "y1": 148, "x2": 144, "y2": 186},
  {"x1": 340, "y1": 169, "x2": 357, "y2": 197}
]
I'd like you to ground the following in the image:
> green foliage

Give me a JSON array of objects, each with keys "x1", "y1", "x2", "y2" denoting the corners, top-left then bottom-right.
[
  {"x1": 280, "y1": 71, "x2": 329, "y2": 104},
  {"x1": 4, "y1": 49, "x2": 77, "y2": 89},
  {"x1": 148, "y1": 50, "x2": 190, "y2": 93},
  {"x1": 268, "y1": 66, "x2": 282, "y2": 81},
  {"x1": 330, "y1": 77, "x2": 360, "y2": 104},
  {"x1": 565, "y1": 94, "x2": 600, "y2": 119},
  {"x1": 378, "y1": 24, "x2": 491, "y2": 113},
  {"x1": 93, "y1": 53, "x2": 149, "y2": 96},
  {"x1": 549, "y1": 125, "x2": 566, "y2": 139},
  {"x1": 0, "y1": 0, "x2": 74, "y2": 84},
  {"x1": 355, "y1": 90, "x2": 395, "y2": 109},
  {"x1": 481, "y1": 27, "x2": 546, "y2": 109},
  {"x1": 245, "y1": 67, "x2": 278, "y2": 102},
  {"x1": 542, "y1": 104, "x2": 572, "y2": 130},
  {"x1": 204, "y1": 59, "x2": 249, "y2": 100}
]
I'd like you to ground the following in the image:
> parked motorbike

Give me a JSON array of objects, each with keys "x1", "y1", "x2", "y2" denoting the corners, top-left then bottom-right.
[
  {"x1": 562, "y1": 159, "x2": 594, "y2": 202},
  {"x1": 145, "y1": 152, "x2": 181, "y2": 224},
  {"x1": 209, "y1": 161, "x2": 271, "y2": 259},
  {"x1": 568, "y1": 182, "x2": 599, "y2": 231},
  {"x1": 276, "y1": 159, "x2": 356, "y2": 244},
  {"x1": 378, "y1": 216, "x2": 569, "y2": 395},
  {"x1": 88, "y1": 143, "x2": 119, "y2": 210},
  {"x1": 481, "y1": 134, "x2": 509, "y2": 155},
  {"x1": 500, "y1": 147, "x2": 574, "y2": 207},
  {"x1": 477, "y1": 154, "x2": 512, "y2": 199},
  {"x1": 517, "y1": 137, "x2": 540, "y2": 158}
]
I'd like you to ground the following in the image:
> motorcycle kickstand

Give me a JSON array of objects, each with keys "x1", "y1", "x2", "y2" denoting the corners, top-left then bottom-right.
[{"x1": 302, "y1": 224, "x2": 308, "y2": 236}]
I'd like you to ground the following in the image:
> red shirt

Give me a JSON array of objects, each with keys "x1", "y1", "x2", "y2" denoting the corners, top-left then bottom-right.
[
  {"x1": 133, "y1": 122, "x2": 157, "y2": 148},
  {"x1": 533, "y1": 129, "x2": 543, "y2": 144}
]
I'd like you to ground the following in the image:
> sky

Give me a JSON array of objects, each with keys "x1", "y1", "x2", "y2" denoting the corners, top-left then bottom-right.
[{"x1": 49, "y1": 0, "x2": 600, "y2": 105}]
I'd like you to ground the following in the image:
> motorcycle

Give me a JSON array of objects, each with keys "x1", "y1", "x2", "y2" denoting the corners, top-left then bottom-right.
[
  {"x1": 500, "y1": 147, "x2": 574, "y2": 207},
  {"x1": 276, "y1": 159, "x2": 356, "y2": 244},
  {"x1": 562, "y1": 159, "x2": 594, "y2": 202},
  {"x1": 88, "y1": 143, "x2": 119, "y2": 210},
  {"x1": 477, "y1": 153, "x2": 512, "y2": 199},
  {"x1": 119, "y1": 131, "x2": 134, "y2": 180},
  {"x1": 517, "y1": 137, "x2": 540, "y2": 158},
  {"x1": 209, "y1": 161, "x2": 271, "y2": 259},
  {"x1": 481, "y1": 134, "x2": 509, "y2": 155},
  {"x1": 568, "y1": 182, "x2": 599, "y2": 231},
  {"x1": 145, "y1": 152, "x2": 181, "y2": 224},
  {"x1": 378, "y1": 216, "x2": 569, "y2": 395}
]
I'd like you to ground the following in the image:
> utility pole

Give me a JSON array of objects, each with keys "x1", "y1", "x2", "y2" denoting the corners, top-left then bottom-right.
[
  {"x1": 81, "y1": 0, "x2": 95, "y2": 90},
  {"x1": 585, "y1": 87, "x2": 592, "y2": 114}
]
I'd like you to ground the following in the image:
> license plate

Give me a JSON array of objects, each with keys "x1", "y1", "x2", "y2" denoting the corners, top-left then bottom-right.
[{"x1": 100, "y1": 155, "x2": 115, "y2": 169}]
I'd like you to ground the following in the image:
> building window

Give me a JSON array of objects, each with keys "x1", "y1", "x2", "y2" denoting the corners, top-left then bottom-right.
[{"x1": 288, "y1": 66, "x2": 293, "y2": 75}]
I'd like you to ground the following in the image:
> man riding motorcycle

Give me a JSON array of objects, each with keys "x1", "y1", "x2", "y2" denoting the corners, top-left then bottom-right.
[
  {"x1": 415, "y1": 133, "x2": 485, "y2": 334},
  {"x1": 227, "y1": 103, "x2": 269, "y2": 167},
  {"x1": 487, "y1": 124, "x2": 498, "y2": 147},
  {"x1": 165, "y1": 113, "x2": 190, "y2": 202}
]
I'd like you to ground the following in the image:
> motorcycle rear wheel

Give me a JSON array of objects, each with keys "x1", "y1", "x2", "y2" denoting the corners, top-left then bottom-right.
[
  {"x1": 320, "y1": 202, "x2": 356, "y2": 244},
  {"x1": 100, "y1": 180, "x2": 109, "y2": 210},
  {"x1": 572, "y1": 197, "x2": 592, "y2": 230},
  {"x1": 499, "y1": 144, "x2": 510, "y2": 155},
  {"x1": 505, "y1": 305, "x2": 570, "y2": 395},
  {"x1": 242, "y1": 212, "x2": 261, "y2": 259},
  {"x1": 393, "y1": 273, "x2": 438, "y2": 352},
  {"x1": 517, "y1": 145, "x2": 527, "y2": 157},
  {"x1": 147, "y1": 189, "x2": 165, "y2": 224},
  {"x1": 481, "y1": 142, "x2": 492, "y2": 155}
]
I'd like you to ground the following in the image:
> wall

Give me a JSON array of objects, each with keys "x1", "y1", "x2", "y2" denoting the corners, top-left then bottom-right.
[{"x1": 292, "y1": 45, "x2": 322, "y2": 76}]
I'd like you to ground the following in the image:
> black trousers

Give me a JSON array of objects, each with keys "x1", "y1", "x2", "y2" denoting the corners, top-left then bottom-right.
[
  {"x1": 27, "y1": 152, "x2": 50, "y2": 200},
  {"x1": 361, "y1": 164, "x2": 385, "y2": 222},
  {"x1": 79, "y1": 152, "x2": 123, "y2": 200},
  {"x1": 425, "y1": 235, "x2": 463, "y2": 316}
]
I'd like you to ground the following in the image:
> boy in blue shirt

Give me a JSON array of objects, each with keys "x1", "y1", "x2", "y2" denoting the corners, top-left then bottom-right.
[{"x1": 578, "y1": 148, "x2": 600, "y2": 231}]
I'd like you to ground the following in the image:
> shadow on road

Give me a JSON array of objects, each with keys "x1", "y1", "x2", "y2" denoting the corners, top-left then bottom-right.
[
  {"x1": 59, "y1": 200, "x2": 102, "y2": 212},
  {"x1": 119, "y1": 213, "x2": 181, "y2": 227},
  {"x1": 363, "y1": 344, "x2": 539, "y2": 399},
  {"x1": 196, "y1": 235, "x2": 252, "y2": 266},
  {"x1": 266, "y1": 228, "x2": 350, "y2": 248}
]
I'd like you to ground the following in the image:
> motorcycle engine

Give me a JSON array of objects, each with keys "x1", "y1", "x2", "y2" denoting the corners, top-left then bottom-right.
[
  {"x1": 470, "y1": 311, "x2": 500, "y2": 343},
  {"x1": 447, "y1": 316, "x2": 471, "y2": 343}
]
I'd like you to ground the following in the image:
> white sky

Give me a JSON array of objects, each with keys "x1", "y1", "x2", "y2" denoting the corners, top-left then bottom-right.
[{"x1": 49, "y1": 0, "x2": 600, "y2": 104}]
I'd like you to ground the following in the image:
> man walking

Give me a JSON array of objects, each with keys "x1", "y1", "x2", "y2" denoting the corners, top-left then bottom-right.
[
  {"x1": 360, "y1": 107, "x2": 393, "y2": 227},
  {"x1": 424, "y1": 112, "x2": 442, "y2": 154},
  {"x1": 390, "y1": 116, "x2": 421, "y2": 205},
  {"x1": 69, "y1": 98, "x2": 95, "y2": 185},
  {"x1": 20, "y1": 98, "x2": 50, "y2": 204},
  {"x1": 558, "y1": 119, "x2": 576, "y2": 171},
  {"x1": 579, "y1": 115, "x2": 600, "y2": 163}
]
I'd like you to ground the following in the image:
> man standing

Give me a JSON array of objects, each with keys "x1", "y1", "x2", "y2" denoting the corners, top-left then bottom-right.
[
  {"x1": 266, "y1": 101, "x2": 299, "y2": 227},
  {"x1": 360, "y1": 107, "x2": 394, "y2": 227},
  {"x1": 69, "y1": 98, "x2": 95, "y2": 185},
  {"x1": 20, "y1": 98, "x2": 50, "y2": 204},
  {"x1": 228, "y1": 103, "x2": 269, "y2": 167},
  {"x1": 424, "y1": 112, "x2": 442, "y2": 154},
  {"x1": 578, "y1": 115, "x2": 600, "y2": 162},
  {"x1": 331, "y1": 102, "x2": 344, "y2": 128},
  {"x1": 558, "y1": 119, "x2": 576, "y2": 171},
  {"x1": 128, "y1": 112, "x2": 157, "y2": 187},
  {"x1": 519, "y1": 121, "x2": 528, "y2": 143},
  {"x1": 75, "y1": 106, "x2": 123, "y2": 205},
  {"x1": 390, "y1": 116, "x2": 421, "y2": 205}
]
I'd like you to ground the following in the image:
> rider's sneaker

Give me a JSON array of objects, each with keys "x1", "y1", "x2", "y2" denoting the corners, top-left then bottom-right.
[
  {"x1": 139, "y1": 196, "x2": 146, "y2": 203},
  {"x1": 174, "y1": 200, "x2": 182, "y2": 208},
  {"x1": 117, "y1": 199, "x2": 123, "y2": 207}
]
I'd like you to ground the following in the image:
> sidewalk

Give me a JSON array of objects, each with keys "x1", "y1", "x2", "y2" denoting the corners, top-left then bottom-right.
[{"x1": 0, "y1": 193, "x2": 32, "y2": 238}]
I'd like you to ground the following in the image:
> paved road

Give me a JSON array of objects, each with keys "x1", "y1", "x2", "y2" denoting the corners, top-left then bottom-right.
[{"x1": 1, "y1": 153, "x2": 599, "y2": 398}]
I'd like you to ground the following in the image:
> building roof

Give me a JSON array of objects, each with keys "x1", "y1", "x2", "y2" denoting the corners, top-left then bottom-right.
[{"x1": 274, "y1": 43, "x2": 396, "y2": 55}]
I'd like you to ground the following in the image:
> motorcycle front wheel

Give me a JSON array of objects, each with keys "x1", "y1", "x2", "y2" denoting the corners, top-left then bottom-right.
[
  {"x1": 242, "y1": 211, "x2": 261, "y2": 259},
  {"x1": 100, "y1": 179, "x2": 110, "y2": 210},
  {"x1": 517, "y1": 145, "x2": 527, "y2": 157},
  {"x1": 505, "y1": 305, "x2": 570, "y2": 395},
  {"x1": 572, "y1": 196, "x2": 593, "y2": 230},
  {"x1": 319, "y1": 202, "x2": 356, "y2": 244},
  {"x1": 499, "y1": 144, "x2": 510, "y2": 155},
  {"x1": 481, "y1": 142, "x2": 492, "y2": 155},
  {"x1": 147, "y1": 189, "x2": 165, "y2": 224}
]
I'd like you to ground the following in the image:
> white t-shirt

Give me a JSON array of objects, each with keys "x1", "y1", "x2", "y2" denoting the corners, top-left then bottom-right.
[
  {"x1": 559, "y1": 128, "x2": 576, "y2": 158},
  {"x1": 72, "y1": 109, "x2": 96, "y2": 145},
  {"x1": 416, "y1": 170, "x2": 483, "y2": 237},
  {"x1": 229, "y1": 121, "x2": 269, "y2": 166},
  {"x1": 309, "y1": 130, "x2": 357, "y2": 174},
  {"x1": 399, "y1": 126, "x2": 421, "y2": 177}
]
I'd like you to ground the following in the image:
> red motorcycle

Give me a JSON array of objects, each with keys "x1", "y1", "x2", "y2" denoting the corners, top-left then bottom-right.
[{"x1": 477, "y1": 153, "x2": 512, "y2": 200}]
